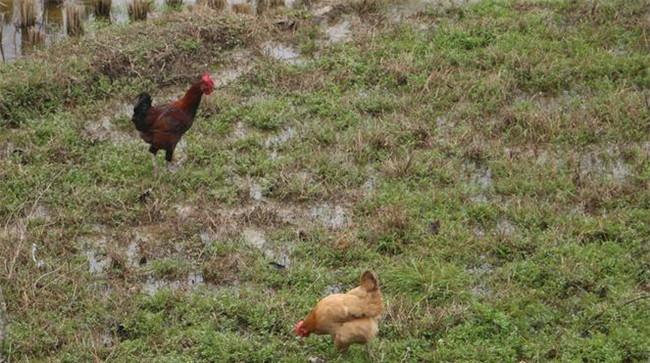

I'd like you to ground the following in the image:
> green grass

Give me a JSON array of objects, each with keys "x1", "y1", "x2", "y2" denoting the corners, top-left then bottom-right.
[{"x1": 1, "y1": 0, "x2": 649, "y2": 361}]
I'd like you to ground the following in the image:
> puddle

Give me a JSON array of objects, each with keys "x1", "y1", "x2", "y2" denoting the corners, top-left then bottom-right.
[
  {"x1": 126, "y1": 240, "x2": 140, "y2": 267},
  {"x1": 325, "y1": 20, "x2": 351, "y2": 43},
  {"x1": 249, "y1": 180, "x2": 264, "y2": 201},
  {"x1": 84, "y1": 116, "x2": 130, "y2": 143},
  {"x1": 310, "y1": 203, "x2": 349, "y2": 230},
  {"x1": 265, "y1": 126, "x2": 296, "y2": 147},
  {"x1": 212, "y1": 50, "x2": 254, "y2": 88},
  {"x1": 175, "y1": 203, "x2": 195, "y2": 220},
  {"x1": 142, "y1": 270, "x2": 204, "y2": 295},
  {"x1": 388, "y1": 0, "x2": 478, "y2": 23},
  {"x1": 261, "y1": 41, "x2": 303, "y2": 65},
  {"x1": 312, "y1": 5, "x2": 332, "y2": 17},
  {"x1": 200, "y1": 229, "x2": 216, "y2": 245},
  {"x1": 467, "y1": 255, "x2": 493, "y2": 298},
  {"x1": 242, "y1": 227, "x2": 291, "y2": 267},
  {"x1": 82, "y1": 236, "x2": 111, "y2": 274},
  {"x1": 495, "y1": 219, "x2": 515, "y2": 237},
  {"x1": 30, "y1": 243, "x2": 45, "y2": 268},
  {"x1": 323, "y1": 283, "x2": 343, "y2": 295},
  {"x1": 470, "y1": 285, "x2": 490, "y2": 298},
  {"x1": 579, "y1": 149, "x2": 631, "y2": 184},
  {"x1": 243, "y1": 228, "x2": 266, "y2": 250},
  {"x1": 26, "y1": 204, "x2": 50, "y2": 222},
  {"x1": 231, "y1": 121, "x2": 249, "y2": 140},
  {"x1": 362, "y1": 174, "x2": 377, "y2": 194},
  {"x1": 466, "y1": 163, "x2": 492, "y2": 203}
]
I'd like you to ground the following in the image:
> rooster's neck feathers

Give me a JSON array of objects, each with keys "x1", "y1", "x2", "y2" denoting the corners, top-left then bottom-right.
[{"x1": 173, "y1": 82, "x2": 204, "y2": 118}]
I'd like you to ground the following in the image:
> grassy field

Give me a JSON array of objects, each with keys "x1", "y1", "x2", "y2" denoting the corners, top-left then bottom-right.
[{"x1": 1, "y1": 0, "x2": 649, "y2": 361}]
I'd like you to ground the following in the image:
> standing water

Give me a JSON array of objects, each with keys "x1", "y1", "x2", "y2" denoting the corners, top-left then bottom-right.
[{"x1": 0, "y1": 0, "x2": 293, "y2": 62}]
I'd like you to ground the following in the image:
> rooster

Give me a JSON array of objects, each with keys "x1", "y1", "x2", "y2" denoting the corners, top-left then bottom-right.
[
  {"x1": 294, "y1": 271, "x2": 383, "y2": 353},
  {"x1": 132, "y1": 73, "x2": 215, "y2": 172}
]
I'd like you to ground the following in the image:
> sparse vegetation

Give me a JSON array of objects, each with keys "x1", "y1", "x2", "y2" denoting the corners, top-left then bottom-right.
[{"x1": 1, "y1": 0, "x2": 649, "y2": 361}]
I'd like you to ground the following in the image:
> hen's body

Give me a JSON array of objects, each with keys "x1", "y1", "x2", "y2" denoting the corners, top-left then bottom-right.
[
  {"x1": 296, "y1": 271, "x2": 383, "y2": 352},
  {"x1": 132, "y1": 74, "x2": 214, "y2": 169}
]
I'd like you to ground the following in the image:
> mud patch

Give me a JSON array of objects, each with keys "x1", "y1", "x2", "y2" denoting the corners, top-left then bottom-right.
[
  {"x1": 325, "y1": 19, "x2": 352, "y2": 43},
  {"x1": 261, "y1": 41, "x2": 304, "y2": 65},
  {"x1": 465, "y1": 162, "x2": 493, "y2": 203},
  {"x1": 265, "y1": 126, "x2": 296, "y2": 147},
  {"x1": 175, "y1": 203, "x2": 195, "y2": 220},
  {"x1": 84, "y1": 116, "x2": 130, "y2": 143},
  {"x1": 231, "y1": 121, "x2": 250, "y2": 141},
  {"x1": 324, "y1": 283, "x2": 343, "y2": 295},
  {"x1": 82, "y1": 236, "x2": 111, "y2": 275},
  {"x1": 142, "y1": 271, "x2": 205, "y2": 295},
  {"x1": 467, "y1": 255, "x2": 493, "y2": 298},
  {"x1": 578, "y1": 148, "x2": 631, "y2": 184},
  {"x1": 212, "y1": 50, "x2": 255, "y2": 88},
  {"x1": 242, "y1": 228, "x2": 291, "y2": 267},
  {"x1": 495, "y1": 219, "x2": 515, "y2": 237},
  {"x1": 310, "y1": 203, "x2": 350, "y2": 230},
  {"x1": 31, "y1": 243, "x2": 45, "y2": 269},
  {"x1": 249, "y1": 180, "x2": 264, "y2": 201}
]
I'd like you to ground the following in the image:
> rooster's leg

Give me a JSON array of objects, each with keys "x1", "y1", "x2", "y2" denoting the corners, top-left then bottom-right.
[
  {"x1": 149, "y1": 146, "x2": 159, "y2": 176},
  {"x1": 151, "y1": 154, "x2": 158, "y2": 176},
  {"x1": 165, "y1": 148, "x2": 178, "y2": 173}
]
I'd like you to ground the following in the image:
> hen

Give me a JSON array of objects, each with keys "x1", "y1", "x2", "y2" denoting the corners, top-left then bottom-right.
[
  {"x1": 132, "y1": 73, "x2": 215, "y2": 172},
  {"x1": 294, "y1": 271, "x2": 383, "y2": 352}
]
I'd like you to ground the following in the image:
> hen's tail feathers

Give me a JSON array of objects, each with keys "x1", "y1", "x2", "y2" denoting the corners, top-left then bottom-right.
[
  {"x1": 132, "y1": 92, "x2": 152, "y2": 132},
  {"x1": 360, "y1": 271, "x2": 379, "y2": 292}
]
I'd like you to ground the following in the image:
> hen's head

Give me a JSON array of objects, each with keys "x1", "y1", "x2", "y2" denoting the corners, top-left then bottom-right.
[
  {"x1": 200, "y1": 73, "x2": 215, "y2": 95},
  {"x1": 294, "y1": 320, "x2": 310, "y2": 337}
]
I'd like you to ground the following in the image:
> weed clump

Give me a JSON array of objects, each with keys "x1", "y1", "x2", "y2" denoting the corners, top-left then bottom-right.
[
  {"x1": 128, "y1": 0, "x2": 152, "y2": 21},
  {"x1": 165, "y1": 0, "x2": 183, "y2": 9}
]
